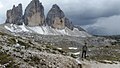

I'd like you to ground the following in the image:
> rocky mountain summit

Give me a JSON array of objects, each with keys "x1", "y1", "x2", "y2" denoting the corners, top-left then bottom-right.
[
  {"x1": 46, "y1": 4, "x2": 74, "y2": 29},
  {"x1": 5, "y1": 0, "x2": 84, "y2": 32},
  {"x1": 24, "y1": 0, "x2": 45, "y2": 26},
  {"x1": 5, "y1": 4, "x2": 23, "y2": 25}
]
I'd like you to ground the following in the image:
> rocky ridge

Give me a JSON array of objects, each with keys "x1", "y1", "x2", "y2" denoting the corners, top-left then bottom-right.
[{"x1": 5, "y1": 0, "x2": 82, "y2": 31}]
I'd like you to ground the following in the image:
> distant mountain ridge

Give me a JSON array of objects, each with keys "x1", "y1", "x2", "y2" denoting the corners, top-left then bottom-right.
[{"x1": 4, "y1": 0, "x2": 91, "y2": 37}]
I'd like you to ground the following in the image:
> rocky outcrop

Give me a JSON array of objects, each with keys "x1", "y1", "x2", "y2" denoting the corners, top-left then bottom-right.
[
  {"x1": 65, "y1": 18, "x2": 74, "y2": 30},
  {"x1": 46, "y1": 4, "x2": 74, "y2": 30},
  {"x1": 24, "y1": 0, "x2": 45, "y2": 26},
  {"x1": 5, "y1": 4, "x2": 23, "y2": 25}
]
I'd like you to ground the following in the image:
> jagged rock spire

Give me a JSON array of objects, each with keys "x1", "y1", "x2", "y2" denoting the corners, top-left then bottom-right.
[
  {"x1": 5, "y1": 3, "x2": 23, "y2": 25},
  {"x1": 5, "y1": 0, "x2": 74, "y2": 30},
  {"x1": 46, "y1": 4, "x2": 74, "y2": 30},
  {"x1": 24, "y1": 0, "x2": 45, "y2": 26}
]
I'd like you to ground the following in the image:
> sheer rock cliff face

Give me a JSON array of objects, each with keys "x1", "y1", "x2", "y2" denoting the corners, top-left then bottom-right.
[
  {"x1": 24, "y1": 0, "x2": 45, "y2": 26},
  {"x1": 5, "y1": 4, "x2": 23, "y2": 25},
  {"x1": 46, "y1": 4, "x2": 74, "y2": 30}
]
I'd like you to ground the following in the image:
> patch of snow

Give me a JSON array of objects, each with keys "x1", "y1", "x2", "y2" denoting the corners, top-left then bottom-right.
[
  {"x1": 57, "y1": 47, "x2": 62, "y2": 50},
  {"x1": 69, "y1": 47, "x2": 78, "y2": 50},
  {"x1": 55, "y1": 29, "x2": 67, "y2": 35},
  {"x1": 4, "y1": 24, "x2": 91, "y2": 37},
  {"x1": 72, "y1": 52, "x2": 80, "y2": 55},
  {"x1": 88, "y1": 49, "x2": 91, "y2": 51},
  {"x1": 28, "y1": 26, "x2": 47, "y2": 35},
  {"x1": 76, "y1": 58, "x2": 81, "y2": 64},
  {"x1": 4, "y1": 24, "x2": 30, "y2": 33},
  {"x1": 12, "y1": 24, "x2": 17, "y2": 29},
  {"x1": 72, "y1": 28, "x2": 91, "y2": 37},
  {"x1": 4, "y1": 25, "x2": 14, "y2": 32},
  {"x1": 18, "y1": 23, "x2": 29, "y2": 32},
  {"x1": 28, "y1": 25, "x2": 91, "y2": 37},
  {"x1": 102, "y1": 60, "x2": 113, "y2": 63},
  {"x1": 65, "y1": 27, "x2": 91, "y2": 37},
  {"x1": 14, "y1": 43, "x2": 20, "y2": 48}
]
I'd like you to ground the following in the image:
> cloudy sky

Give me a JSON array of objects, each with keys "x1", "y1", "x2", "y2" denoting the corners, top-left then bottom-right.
[{"x1": 0, "y1": 0, "x2": 120, "y2": 35}]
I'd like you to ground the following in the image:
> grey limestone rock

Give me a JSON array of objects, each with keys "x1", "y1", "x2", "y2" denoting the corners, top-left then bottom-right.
[
  {"x1": 5, "y1": 3, "x2": 23, "y2": 25},
  {"x1": 46, "y1": 4, "x2": 74, "y2": 30},
  {"x1": 24, "y1": 0, "x2": 45, "y2": 26},
  {"x1": 5, "y1": 0, "x2": 85, "y2": 32}
]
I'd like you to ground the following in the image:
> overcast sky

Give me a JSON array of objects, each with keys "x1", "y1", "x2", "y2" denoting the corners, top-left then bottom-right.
[{"x1": 0, "y1": 0, "x2": 120, "y2": 35}]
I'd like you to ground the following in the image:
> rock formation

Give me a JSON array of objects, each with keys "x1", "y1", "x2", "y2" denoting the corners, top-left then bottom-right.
[
  {"x1": 24, "y1": 0, "x2": 45, "y2": 26},
  {"x1": 5, "y1": 0, "x2": 83, "y2": 31},
  {"x1": 5, "y1": 0, "x2": 77, "y2": 30},
  {"x1": 46, "y1": 4, "x2": 74, "y2": 30},
  {"x1": 65, "y1": 18, "x2": 74, "y2": 30},
  {"x1": 5, "y1": 4, "x2": 23, "y2": 25}
]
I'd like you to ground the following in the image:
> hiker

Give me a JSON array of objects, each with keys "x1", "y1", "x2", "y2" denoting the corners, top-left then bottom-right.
[{"x1": 82, "y1": 42, "x2": 88, "y2": 59}]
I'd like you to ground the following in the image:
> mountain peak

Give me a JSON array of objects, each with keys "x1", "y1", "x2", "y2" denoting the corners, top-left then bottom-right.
[
  {"x1": 32, "y1": 0, "x2": 39, "y2": 2},
  {"x1": 31, "y1": 0, "x2": 41, "y2": 5},
  {"x1": 45, "y1": 4, "x2": 75, "y2": 30},
  {"x1": 24, "y1": 0, "x2": 45, "y2": 26},
  {"x1": 50, "y1": 4, "x2": 65, "y2": 18},
  {"x1": 52, "y1": 4, "x2": 60, "y2": 9},
  {"x1": 5, "y1": 3, "x2": 23, "y2": 25}
]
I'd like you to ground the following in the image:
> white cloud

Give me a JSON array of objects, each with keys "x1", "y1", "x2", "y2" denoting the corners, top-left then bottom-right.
[
  {"x1": 94, "y1": 15, "x2": 120, "y2": 30},
  {"x1": 84, "y1": 15, "x2": 120, "y2": 35}
]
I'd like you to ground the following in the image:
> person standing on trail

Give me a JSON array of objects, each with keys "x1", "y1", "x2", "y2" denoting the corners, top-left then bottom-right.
[{"x1": 82, "y1": 42, "x2": 88, "y2": 59}]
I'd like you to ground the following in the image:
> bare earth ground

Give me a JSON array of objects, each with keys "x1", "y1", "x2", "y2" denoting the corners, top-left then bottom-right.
[
  {"x1": 0, "y1": 26, "x2": 120, "y2": 68},
  {"x1": 77, "y1": 58, "x2": 120, "y2": 68}
]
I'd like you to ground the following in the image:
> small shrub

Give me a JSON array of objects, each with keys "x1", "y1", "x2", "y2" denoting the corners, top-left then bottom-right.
[
  {"x1": 20, "y1": 52, "x2": 24, "y2": 55},
  {"x1": 8, "y1": 38, "x2": 16, "y2": 44},
  {"x1": 46, "y1": 45, "x2": 67, "y2": 55},
  {"x1": 0, "y1": 32, "x2": 6, "y2": 35},
  {"x1": 71, "y1": 54, "x2": 77, "y2": 58},
  {"x1": 24, "y1": 58, "x2": 30, "y2": 62},
  {"x1": 37, "y1": 47, "x2": 42, "y2": 51},
  {"x1": 0, "y1": 52, "x2": 19, "y2": 68},
  {"x1": 30, "y1": 56, "x2": 40, "y2": 64},
  {"x1": 18, "y1": 40, "x2": 30, "y2": 49},
  {"x1": 0, "y1": 46, "x2": 2, "y2": 49}
]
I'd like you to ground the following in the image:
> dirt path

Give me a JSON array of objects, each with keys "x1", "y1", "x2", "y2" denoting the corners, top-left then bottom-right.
[
  {"x1": 90, "y1": 63, "x2": 120, "y2": 68},
  {"x1": 76, "y1": 58, "x2": 120, "y2": 68}
]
